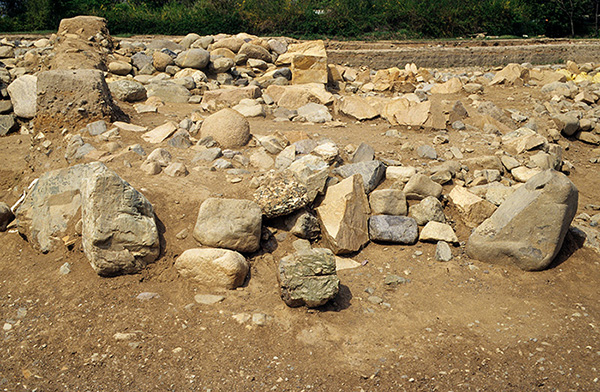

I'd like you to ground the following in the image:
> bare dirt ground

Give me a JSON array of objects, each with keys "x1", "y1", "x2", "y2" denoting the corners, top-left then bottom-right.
[{"x1": 1, "y1": 42, "x2": 600, "y2": 391}]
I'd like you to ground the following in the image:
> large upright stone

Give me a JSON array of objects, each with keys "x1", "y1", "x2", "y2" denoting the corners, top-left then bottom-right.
[
  {"x1": 81, "y1": 163, "x2": 159, "y2": 276},
  {"x1": 7, "y1": 75, "x2": 37, "y2": 119},
  {"x1": 278, "y1": 248, "x2": 340, "y2": 308},
  {"x1": 466, "y1": 170, "x2": 578, "y2": 271},
  {"x1": 175, "y1": 248, "x2": 249, "y2": 289},
  {"x1": 200, "y1": 108, "x2": 251, "y2": 148},
  {"x1": 36, "y1": 69, "x2": 123, "y2": 131},
  {"x1": 316, "y1": 174, "x2": 370, "y2": 255},
  {"x1": 193, "y1": 198, "x2": 262, "y2": 253}
]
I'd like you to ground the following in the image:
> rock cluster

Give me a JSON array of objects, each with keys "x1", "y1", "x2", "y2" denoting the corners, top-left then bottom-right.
[{"x1": 0, "y1": 17, "x2": 596, "y2": 309}]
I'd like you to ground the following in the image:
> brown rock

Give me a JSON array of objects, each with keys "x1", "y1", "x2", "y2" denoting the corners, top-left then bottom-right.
[{"x1": 200, "y1": 108, "x2": 251, "y2": 148}]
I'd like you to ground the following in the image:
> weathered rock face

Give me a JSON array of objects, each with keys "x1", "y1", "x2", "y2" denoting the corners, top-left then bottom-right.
[
  {"x1": 16, "y1": 163, "x2": 159, "y2": 276},
  {"x1": 81, "y1": 163, "x2": 159, "y2": 276},
  {"x1": 278, "y1": 248, "x2": 340, "y2": 308},
  {"x1": 285, "y1": 40, "x2": 328, "y2": 84},
  {"x1": 369, "y1": 189, "x2": 407, "y2": 216},
  {"x1": 408, "y1": 196, "x2": 446, "y2": 226},
  {"x1": 200, "y1": 108, "x2": 251, "y2": 148},
  {"x1": 7, "y1": 75, "x2": 37, "y2": 119},
  {"x1": 466, "y1": 170, "x2": 578, "y2": 271},
  {"x1": 16, "y1": 165, "x2": 91, "y2": 253},
  {"x1": 35, "y1": 69, "x2": 125, "y2": 132},
  {"x1": 403, "y1": 174, "x2": 443, "y2": 200},
  {"x1": 175, "y1": 248, "x2": 249, "y2": 289},
  {"x1": 316, "y1": 174, "x2": 370, "y2": 255},
  {"x1": 369, "y1": 215, "x2": 418, "y2": 244},
  {"x1": 193, "y1": 198, "x2": 262, "y2": 253}
]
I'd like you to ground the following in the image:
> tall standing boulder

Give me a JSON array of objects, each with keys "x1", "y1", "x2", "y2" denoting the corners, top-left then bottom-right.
[
  {"x1": 193, "y1": 198, "x2": 262, "y2": 253},
  {"x1": 466, "y1": 170, "x2": 578, "y2": 271},
  {"x1": 316, "y1": 174, "x2": 370, "y2": 254},
  {"x1": 81, "y1": 163, "x2": 159, "y2": 276}
]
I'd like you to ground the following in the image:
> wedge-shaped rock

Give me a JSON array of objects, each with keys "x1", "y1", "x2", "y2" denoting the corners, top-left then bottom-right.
[
  {"x1": 278, "y1": 248, "x2": 340, "y2": 308},
  {"x1": 466, "y1": 170, "x2": 578, "y2": 271},
  {"x1": 316, "y1": 174, "x2": 370, "y2": 255},
  {"x1": 448, "y1": 186, "x2": 497, "y2": 228},
  {"x1": 81, "y1": 163, "x2": 159, "y2": 276},
  {"x1": 175, "y1": 248, "x2": 249, "y2": 289},
  {"x1": 193, "y1": 198, "x2": 262, "y2": 253}
]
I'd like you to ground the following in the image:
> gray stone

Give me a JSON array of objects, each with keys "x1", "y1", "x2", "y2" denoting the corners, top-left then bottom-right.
[
  {"x1": 416, "y1": 145, "x2": 437, "y2": 160},
  {"x1": 334, "y1": 160, "x2": 386, "y2": 193},
  {"x1": 86, "y1": 120, "x2": 108, "y2": 136},
  {"x1": 253, "y1": 171, "x2": 308, "y2": 218},
  {"x1": 210, "y1": 56, "x2": 234, "y2": 73},
  {"x1": 0, "y1": 114, "x2": 17, "y2": 136},
  {"x1": 0, "y1": 202, "x2": 14, "y2": 231},
  {"x1": 278, "y1": 248, "x2": 340, "y2": 308},
  {"x1": 352, "y1": 142, "x2": 375, "y2": 163},
  {"x1": 81, "y1": 163, "x2": 159, "y2": 276},
  {"x1": 109, "y1": 80, "x2": 147, "y2": 102},
  {"x1": 192, "y1": 147, "x2": 222, "y2": 163},
  {"x1": 297, "y1": 103, "x2": 332, "y2": 123},
  {"x1": 7, "y1": 75, "x2": 37, "y2": 119},
  {"x1": 403, "y1": 174, "x2": 443, "y2": 200},
  {"x1": 175, "y1": 248, "x2": 249, "y2": 289},
  {"x1": 167, "y1": 133, "x2": 192, "y2": 149},
  {"x1": 164, "y1": 162, "x2": 188, "y2": 177},
  {"x1": 146, "y1": 148, "x2": 172, "y2": 167},
  {"x1": 180, "y1": 33, "x2": 201, "y2": 49},
  {"x1": 193, "y1": 198, "x2": 262, "y2": 253},
  {"x1": 146, "y1": 82, "x2": 191, "y2": 103},
  {"x1": 369, "y1": 189, "x2": 407, "y2": 216},
  {"x1": 175, "y1": 49, "x2": 210, "y2": 69},
  {"x1": 553, "y1": 114, "x2": 580, "y2": 137},
  {"x1": 0, "y1": 100, "x2": 13, "y2": 113},
  {"x1": 287, "y1": 154, "x2": 329, "y2": 202},
  {"x1": 435, "y1": 241, "x2": 453, "y2": 262},
  {"x1": 286, "y1": 209, "x2": 321, "y2": 240},
  {"x1": 466, "y1": 170, "x2": 578, "y2": 271},
  {"x1": 408, "y1": 196, "x2": 446, "y2": 226},
  {"x1": 369, "y1": 215, "x2": 418, "y2": 244},
  {"x1": 131, "y1": 52, "x2": 152, "y2": 70}
]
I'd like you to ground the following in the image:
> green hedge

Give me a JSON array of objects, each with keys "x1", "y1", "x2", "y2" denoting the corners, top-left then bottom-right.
[{"x1": 0, "y1": 0, "x2": 593, "y2": 38}]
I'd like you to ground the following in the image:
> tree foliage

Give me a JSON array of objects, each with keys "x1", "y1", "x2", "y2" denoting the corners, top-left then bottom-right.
[{"x1": 0, "y1": 0, "x2": 599, "y2": 38}]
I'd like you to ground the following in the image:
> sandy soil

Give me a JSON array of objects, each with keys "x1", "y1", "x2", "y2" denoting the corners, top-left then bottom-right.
[{"x1": 1, "y1": 55, "x2": 600, "y2": 391}]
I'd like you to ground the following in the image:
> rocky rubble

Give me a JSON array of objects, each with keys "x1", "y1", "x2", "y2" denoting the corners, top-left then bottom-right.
[{"x1": 1, "y1": 16, "x2": 598, "y2": 308}]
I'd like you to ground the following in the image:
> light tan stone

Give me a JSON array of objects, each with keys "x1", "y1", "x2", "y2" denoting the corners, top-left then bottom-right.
[
  {"x1": 448, "y1": 186, "x2": 497, "y2": 228},
  {"x1": 316, "y1": 174, "x2": 370, "y2": 255},
  {"x1": 175, "y1": 248, "x2": 249, "y2": 289}
]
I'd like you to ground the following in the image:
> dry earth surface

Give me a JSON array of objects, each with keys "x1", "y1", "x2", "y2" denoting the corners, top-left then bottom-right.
[{"x1": 1, "y1": 31, "x2": 600, "y2": 392}]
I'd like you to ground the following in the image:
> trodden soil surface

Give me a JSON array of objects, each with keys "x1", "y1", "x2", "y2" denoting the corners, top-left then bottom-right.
[{"x1": 1, "y1": 48, "x2": 600, "y2": 391}]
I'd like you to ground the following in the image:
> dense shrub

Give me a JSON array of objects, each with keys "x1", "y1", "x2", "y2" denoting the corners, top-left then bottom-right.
[{"x1": 0, "y1": 0, "x2": 597, "y2": 38}]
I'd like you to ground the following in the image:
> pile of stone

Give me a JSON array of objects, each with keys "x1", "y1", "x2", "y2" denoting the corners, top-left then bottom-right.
[{"x1": 2, "y1": 15, "x2": 599, "y2": 309}]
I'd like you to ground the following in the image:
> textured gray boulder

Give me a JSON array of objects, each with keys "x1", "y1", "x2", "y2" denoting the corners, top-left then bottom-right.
[
  {"x1": 16, "y1": 164, "x2": 92, "y2": 253},
  {"x1": 466, "y1": 170, "x2": 578, "y2": 271},
  {"x1": 16, "y1": 163, "x2": 159, "y2": 275},
  {"x1": 81, "y1": 163, "x2": 159, "y2": 276},
  {"x1": 109, "y1": 80, "x2": 147, "y2": 102},
  {"x1": 334, "y1": 160, "x2": 386, "y2": 193},
  {"x1": 369, "y1": 215, "x2": 418, "y2": 244},
  {"x1": 193, "y1": 198, "x2": 262, "y2": 253},
  {"x1": 278, "y1": 248, "x2": 340, "y2": 308}
]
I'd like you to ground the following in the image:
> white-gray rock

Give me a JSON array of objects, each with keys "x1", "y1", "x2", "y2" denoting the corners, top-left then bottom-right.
[{"x1": 7, "y1": 75, "x2": 37, "y2": 119}]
